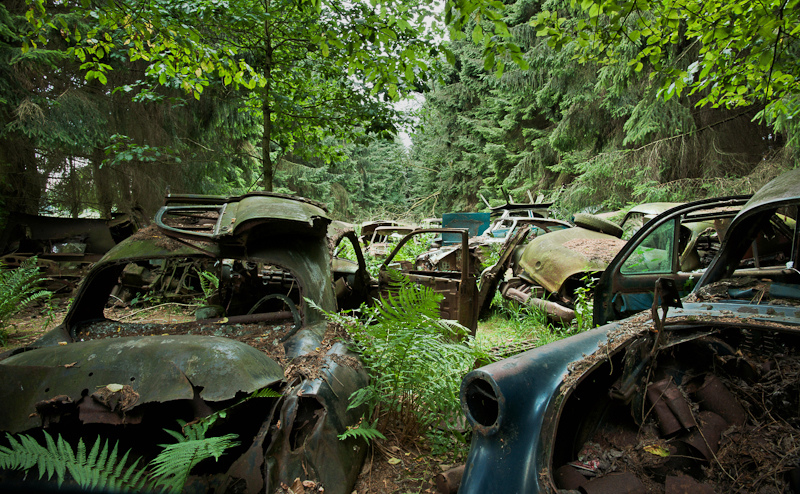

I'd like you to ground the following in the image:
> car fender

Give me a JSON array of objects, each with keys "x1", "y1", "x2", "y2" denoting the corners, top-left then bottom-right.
[{"x1": 459, "y1": 326, "x2": 615, "y2": 493}]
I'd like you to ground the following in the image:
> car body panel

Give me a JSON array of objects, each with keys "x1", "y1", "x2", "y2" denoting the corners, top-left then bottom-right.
[
  {"x1": 0, "y1": 211, "x2": 142, "y2": 293},
  {"x1": 619, "y1": 202, "x2": 683, "y2": 230},
  {"x1": 594, "y1": 196, "x2": 749, "y2": 325},
  {"x1": 0, "y1": 335, "x2": 285, "y2": 433},
  {"x1": 380, "y1": 228, "x2": 480, "y2": 334},
  {"x1": 459, "y1": 168, "x2": 800, "y2": 493},
  {"x1": 0, "y1": 192, "x2": 370, "y2": 494},
  {"x1": 517, "y1": 227, "x2": 626, "y2": 296},
  {"x1": 366, "y1": 226, "x2": 417, "y2": 257},
  {"x1": 480, "y1": 216, "x2": 572, "y2": 243},
  {"x1": 441, "y1": 213, "x2": 490, "y2": 245},
  {"x1": 460, "y1": 299, "x2": 800, "y2": 493},
  {"x1": 460, "y1": 325, "x2": 616, "y2": 492}
]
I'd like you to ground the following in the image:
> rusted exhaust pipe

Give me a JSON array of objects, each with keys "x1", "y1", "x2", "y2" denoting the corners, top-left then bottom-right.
[
  {"x1": 504, "y1": 287, "x2": 575, "y2": 322},
  {"x1": 435, "y1": 465, "x2": 465, "y2": 494}
]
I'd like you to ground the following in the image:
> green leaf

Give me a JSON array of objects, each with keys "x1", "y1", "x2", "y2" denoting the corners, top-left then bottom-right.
[
  {"x1": 483, "y1": 51, "x2": 495, "y2": 72},
  {"x1": 472, "y1": 23, "x2": 483, "y2": 43}
]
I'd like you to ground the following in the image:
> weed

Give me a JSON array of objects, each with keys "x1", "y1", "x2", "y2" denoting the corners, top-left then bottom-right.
[{"x1": 572, "y1": 274, "x2": 598, "y2": 332}]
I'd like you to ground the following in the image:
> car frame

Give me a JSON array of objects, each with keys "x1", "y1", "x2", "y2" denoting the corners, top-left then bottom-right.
[
  {"x1": 458, "y1": 169, "x2": 800, "y2": 493},
  {"x1": 500, "y1": 200, "x2": 746, "y2": 323},
  {"x1": 0, "y1": 192, "x2": 372, "y2": 493}
]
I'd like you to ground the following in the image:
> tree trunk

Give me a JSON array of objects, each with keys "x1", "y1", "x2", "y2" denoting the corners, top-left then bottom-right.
[
  {"x1": 0, "y1": 136, "x2": 42, "y2": 214},
  {"x1": 262, "y1": 20, "x2": 274, "y2": 192},
  {"x1": 92, "y1": 149, "x2": 113, "y2": 219}
]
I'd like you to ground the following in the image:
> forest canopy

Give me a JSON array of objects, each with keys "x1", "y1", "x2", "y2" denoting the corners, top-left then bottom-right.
[{"x1": 0, "y1": 0, "x2": 796, "y2": 223}]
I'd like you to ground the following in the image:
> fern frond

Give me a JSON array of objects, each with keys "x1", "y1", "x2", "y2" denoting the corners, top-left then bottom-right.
[
  {"x1": 337, "y1": 423, "x2": 386, "y2": 443},
  {"x1": 149, "y1": 434, "x2": 240, "y2": 494},
  {"x1": 0, "y1": 431, "x2": 147, "y2": 491},
  {"x1": 250, "y1": 387, "x2": 282, "y2": 399},
  {"x1": 0, "y1": 257, "x2": 52, "y2": 344}
]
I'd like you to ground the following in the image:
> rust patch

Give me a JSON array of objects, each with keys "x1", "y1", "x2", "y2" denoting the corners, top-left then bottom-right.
[
  {"x1": 284, "y1": 322, "x2": 362, "y2": 383},
  {"x1": 91, "y1": 384, "x2": 140, "y2": 412},
  {"x1": 562, "y1": 238, "x2": 627, "y2": 264},
  {"x1": 34, "y1": 394, "x2": 74, "y2": 423}
]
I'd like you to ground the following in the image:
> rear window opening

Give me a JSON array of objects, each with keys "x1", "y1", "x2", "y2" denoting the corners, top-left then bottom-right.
[
  {"x1": 109, "y1": 258, "x2": 303, "y2": 321},
  {"x1": 72, "y1": 257, "x2": 307, "y2": 358}
]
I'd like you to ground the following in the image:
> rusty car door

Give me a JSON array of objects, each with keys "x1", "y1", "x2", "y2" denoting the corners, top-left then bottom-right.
[{"x1": 378, "y1": 228, "x2": 480, "y2": 335}]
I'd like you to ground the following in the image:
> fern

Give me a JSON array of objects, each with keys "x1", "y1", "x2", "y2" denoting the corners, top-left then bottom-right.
[
  {"x1": 195, "y1": 269, "x2": 219, "y2": 300},
  {"x1": 0, "y1": 257, "x2": 52, "y2": 345},
  {"x1": 147, "y1": 387, "x2": 282, "y2": 494},
  {"x1": 337, "y1": 418, "x2": 386, "y2": 443},
  {"x1": 0, "y1": 431, "x2": 147, "y2": 490},
  {"x1": 0, "y1": 386, "x2": 281, "y2": 491},
  {"x1": 149, "y1": 432, "x2": 239, "y2": 494},
  {"x1": 319, "y1": 270, "x2": 490, "y2": 447}
]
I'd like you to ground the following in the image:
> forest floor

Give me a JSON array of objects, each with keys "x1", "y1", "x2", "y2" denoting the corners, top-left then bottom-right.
[{"x1": 2, "y1": 298, "x2": 485, "y2": 494}]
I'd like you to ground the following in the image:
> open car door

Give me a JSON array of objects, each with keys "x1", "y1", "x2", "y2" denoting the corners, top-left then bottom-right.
[
  {"x1": 593, "y1": 196, "x2": 750, "y2": 326},
  {"x1": 379, "y1": 228, "x2": 480, "y2": 335}
]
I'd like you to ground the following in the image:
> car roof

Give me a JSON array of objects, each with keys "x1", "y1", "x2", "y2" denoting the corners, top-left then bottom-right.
[
  {"x1": 730, "y1": 167, "x2": 800, "y2": 230},
  {"x1": 698, "y1": 168, "x2": 800, "y2": 287},
  {"x1": 158, "y1": 192, "x2": 331, "y2": 241}
]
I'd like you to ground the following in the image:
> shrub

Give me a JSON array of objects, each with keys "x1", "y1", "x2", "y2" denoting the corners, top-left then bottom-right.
[{"x1": 320, "y1": 270, "x2": 489, "y2": 448}]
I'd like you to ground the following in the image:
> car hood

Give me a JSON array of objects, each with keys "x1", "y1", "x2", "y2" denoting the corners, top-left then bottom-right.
[
  {"x1": 518, "y1": 227, "x2": 626, "y2": 294},
  {"x1": 0, "y1": 335, "x2": 284, "y2": 434}
]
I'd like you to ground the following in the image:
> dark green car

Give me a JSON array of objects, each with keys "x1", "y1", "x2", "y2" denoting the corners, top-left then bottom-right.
[{"x1": 0, "y1": 192, "x2": 372, "y2": 493}]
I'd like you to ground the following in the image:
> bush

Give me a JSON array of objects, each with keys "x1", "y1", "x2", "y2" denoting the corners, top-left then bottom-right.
[
  {"x1": 0, "y1": 257, "x2": 52, "y2": 345},
  {"x1": 322, "y1": 270, "x2": 489, "y2": 450}
]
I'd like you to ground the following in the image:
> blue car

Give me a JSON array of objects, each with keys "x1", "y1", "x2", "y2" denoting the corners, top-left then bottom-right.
[{"x1": 459, "y1": 168, "x2": 800, "y2": 493}]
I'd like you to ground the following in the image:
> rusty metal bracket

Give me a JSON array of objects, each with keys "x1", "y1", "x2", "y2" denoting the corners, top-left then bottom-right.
[{"x1": 651, "y1": 278, "x2": 683, "y2": 353}]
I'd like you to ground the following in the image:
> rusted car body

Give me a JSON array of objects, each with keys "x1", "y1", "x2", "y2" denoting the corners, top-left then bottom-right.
[
  {"x1": 459, "y1": 169, "x2": 800, "y2": 493},
  {"x1": 380, "y1": 222, "x2": 536, "y2": 335},
  {"x1": 381, "y1": 228, "x2": 482, "y2": 334},
  {"x1": 365, "y1": 225, "x2": 417, "y2": 258},
  {"x1": 594, "y1": 196, "x2": 751, "y2": 325},
  {"x1": 0, "y1": 192, "x2": 372, "y2": 493},
  {"x1": 0, "y1": 211, "x2": 142, "y2": 293},
  {"x1": 502, "y1": 200, "x2": 746, "y2": 322}
]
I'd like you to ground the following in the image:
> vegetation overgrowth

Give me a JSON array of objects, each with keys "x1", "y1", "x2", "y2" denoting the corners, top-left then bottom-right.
[
  {"x1": 0, "y1": 258, "x2": 51, "y2": 345},
  {"x1": 318, "y1": 270, "x2": 490, "y2": 457},
  {"x1": 1, "y1": 0, "x2": 796, "y2": 225}
]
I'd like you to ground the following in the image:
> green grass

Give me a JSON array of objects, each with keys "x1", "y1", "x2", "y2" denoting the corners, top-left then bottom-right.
[{"x1": 473, "y1": 293, "x2": 584, "y2": 360}]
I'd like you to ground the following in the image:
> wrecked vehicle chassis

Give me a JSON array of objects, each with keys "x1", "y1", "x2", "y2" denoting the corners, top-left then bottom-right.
[
  {"x1": 459, "y1": 168, "x2": 800, "y2": 493},
  {"x1": 0, "y1": 192, "x2": 370, "y2": 493},
  {"x1": 461, "y1": 305, "x2": 800, "y2": 493}
]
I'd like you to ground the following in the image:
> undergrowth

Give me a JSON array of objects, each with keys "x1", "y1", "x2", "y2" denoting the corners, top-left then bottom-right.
[
  {"x1": 321, "y1": 270, "x2": 490, "y2": 459},
  {"x1": 0, "y1": 388, "x2": 279, "y2": 491},
  {"x1": 0, "y1": 257, "x2": 52, "y2": 345}
]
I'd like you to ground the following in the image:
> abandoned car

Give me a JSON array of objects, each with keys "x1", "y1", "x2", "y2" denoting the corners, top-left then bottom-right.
[
  {"x1": 0, "y1": 192, "x2": 372, "y2": 493},
  {"x1": 459, "y1": 168, "x2": 800, "y2": 493},
  {"x1": 0, "y1": 210, "x2": 142, "y2": 293},
  {"x1": 501, "y1": 200, "x2": 747, "y2": 323}
]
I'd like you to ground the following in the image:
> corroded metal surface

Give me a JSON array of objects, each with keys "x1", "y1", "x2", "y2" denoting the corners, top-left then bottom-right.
[
  {"x1": 0, "y1": 335, "x2": 284, "y2": 433},
  {"x1": 518, "y1": 227, "x2": 625, "y2": 295},
  {"x1": 0, "y1": 192, "x2": 372, "y2": 494}
]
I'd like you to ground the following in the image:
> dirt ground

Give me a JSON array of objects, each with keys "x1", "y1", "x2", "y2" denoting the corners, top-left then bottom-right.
[{"x1": 2, "y1": 299, "x2": 460, "y2": 494}]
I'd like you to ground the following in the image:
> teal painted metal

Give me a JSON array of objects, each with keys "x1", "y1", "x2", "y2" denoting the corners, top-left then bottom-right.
[{"x1": 442, "y1": 212, "x2": 490, "y2": 245}]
